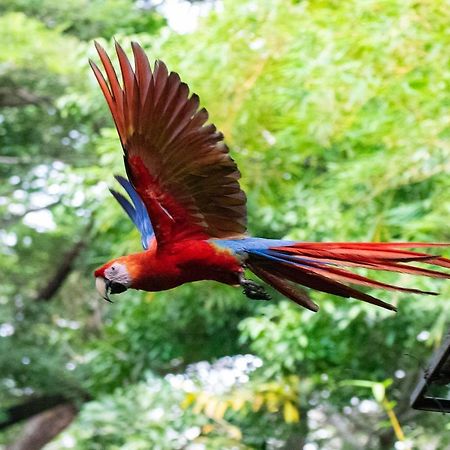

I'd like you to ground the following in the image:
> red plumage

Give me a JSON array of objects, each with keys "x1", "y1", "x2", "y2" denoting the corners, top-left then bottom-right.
[
  {"x1": 90, "y1": 41, "x2": 246, "y2": 246},
  {"x1": 247, "y1": 242, "x2": 450, "y2": 311},
  {"x1": 90, "y1": 42, "x2": 449, "y2": 313},
  {"x1": 95, "y1": 239, "x2": 242, "y2": 292}
]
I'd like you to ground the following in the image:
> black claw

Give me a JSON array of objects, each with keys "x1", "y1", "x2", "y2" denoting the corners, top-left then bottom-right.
[{"x1": 241, "y1": 279, "x2": 271, "y2": 301}]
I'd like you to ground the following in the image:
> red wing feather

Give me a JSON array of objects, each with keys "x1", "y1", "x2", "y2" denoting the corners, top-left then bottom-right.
[{"x1": 91, "y1": 42, "x2": 247, "y2": 245}]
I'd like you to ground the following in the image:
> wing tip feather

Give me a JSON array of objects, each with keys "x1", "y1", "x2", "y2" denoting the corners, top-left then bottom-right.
[{"x1": 91, "y1": 41, "x2": 247, "y2": 241}]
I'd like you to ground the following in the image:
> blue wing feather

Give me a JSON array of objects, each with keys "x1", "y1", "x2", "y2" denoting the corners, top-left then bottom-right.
[
  {"x1": 110, "y1": 189, "x2": 136, "y2": 222},
  {"x1": 110, "y1": 175, "x2": 154, "y2": 249}
]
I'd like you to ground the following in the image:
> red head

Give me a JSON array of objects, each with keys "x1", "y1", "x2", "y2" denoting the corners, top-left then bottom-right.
[{"x1": 94, "y1": 256, "x2": 138, "y2": 302}]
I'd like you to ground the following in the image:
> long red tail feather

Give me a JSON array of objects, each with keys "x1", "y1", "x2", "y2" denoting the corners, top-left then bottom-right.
[
  {"x1": 248, "y1": 242, "x2": 449, "y2": 312},
  {"x1": 248, "y1": 263, "x2": 319, "y2": 311}
]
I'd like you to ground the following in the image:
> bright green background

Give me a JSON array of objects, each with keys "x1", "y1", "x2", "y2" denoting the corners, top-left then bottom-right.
[{"x1": 1, "y1": 0, "x2": 449, "y2": 448}]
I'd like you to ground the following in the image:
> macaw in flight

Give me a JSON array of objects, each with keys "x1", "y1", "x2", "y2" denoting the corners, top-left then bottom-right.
[{"x1": 91, "y1": 42, "x2": 449, "y2": 312}]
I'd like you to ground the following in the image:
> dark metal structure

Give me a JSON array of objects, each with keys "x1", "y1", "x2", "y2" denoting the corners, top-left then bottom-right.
[{"x1": 410, "y1": 330, "x2": 450, "y2": 412}]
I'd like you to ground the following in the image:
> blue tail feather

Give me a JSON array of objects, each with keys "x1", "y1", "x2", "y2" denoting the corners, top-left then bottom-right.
[
  {"x1": 248, "y1": 248, "x2": 321, "y2": 267},
  {"x1": 213, "y1": 237, "x2": 292, "y2": 253}
]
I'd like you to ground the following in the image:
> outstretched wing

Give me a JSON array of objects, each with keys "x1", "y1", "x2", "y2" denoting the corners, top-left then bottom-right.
[{"x1": 90, "y1": 42, "x2": 247, "y2": 246}]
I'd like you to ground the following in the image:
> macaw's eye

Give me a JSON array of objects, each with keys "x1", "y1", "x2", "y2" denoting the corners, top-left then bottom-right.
[{"x1": 109, "y1": 282, "x2": 127, "y2": 294}]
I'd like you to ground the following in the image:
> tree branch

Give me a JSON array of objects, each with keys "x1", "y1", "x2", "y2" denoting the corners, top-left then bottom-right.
[
  {"x1": 0, "y1": 86, "x2": 51, "y2": 108},
  {"x1": 34, "y1": 221, "x2": 93, "y2": 301},
  {"x1": 0, "y1": 200, "x2": 61, "y2": 228},
  {"x1": 0, "y1": 156, "x2": 27, "y2": 165}
]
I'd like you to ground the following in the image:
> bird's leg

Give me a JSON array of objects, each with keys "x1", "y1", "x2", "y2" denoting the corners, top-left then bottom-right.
[{"x1": 240, "y1": 276, "x2": 271, "y2": 301}]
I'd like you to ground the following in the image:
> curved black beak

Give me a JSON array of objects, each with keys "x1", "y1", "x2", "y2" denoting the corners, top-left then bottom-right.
[{"x1": 95, "y1": 277, "x2": 127, "y2": 303}]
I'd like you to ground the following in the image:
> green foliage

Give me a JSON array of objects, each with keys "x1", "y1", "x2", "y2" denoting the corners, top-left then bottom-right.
[
  {"x1": 47, "y1": 375, "x2": 212, "y2": 450},
  {"x1": 1, "y1": 0, "x2": 449, "y2": 449},
  {"x1": 155, "y1": 0, "x2": 450, "y2": 243},
  {"x1": 82, "y1": 286, "x2": 253, "y2": 395},
  {"x1": 0, "y1": 0, "x2": 165, "y2": 40}
]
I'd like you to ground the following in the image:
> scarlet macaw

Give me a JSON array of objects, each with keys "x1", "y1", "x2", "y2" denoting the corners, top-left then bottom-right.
[{"x1": 91, "y1": 42, "x2": 449, "y2": 312}]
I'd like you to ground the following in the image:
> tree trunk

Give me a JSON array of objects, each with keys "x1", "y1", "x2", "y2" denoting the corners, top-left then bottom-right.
[
  {"x1": 0, "y1": 395, "x2": 68, "y2": 430},
  {"x1": 283, "y1": 407, "x2": 308, "y2": 449},
  {"x1": 6, "y1": 403, "x2": 77, "y2": 450}
]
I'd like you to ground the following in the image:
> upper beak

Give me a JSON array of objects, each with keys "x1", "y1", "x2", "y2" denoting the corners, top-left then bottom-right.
[{"x1": 95, "y1": 277, "x2": 112, "y2": 303}]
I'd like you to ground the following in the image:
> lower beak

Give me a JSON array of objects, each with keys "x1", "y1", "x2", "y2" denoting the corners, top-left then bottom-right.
[{"x1": 95, "y1": 277, "x2": 112, "y2": 303}]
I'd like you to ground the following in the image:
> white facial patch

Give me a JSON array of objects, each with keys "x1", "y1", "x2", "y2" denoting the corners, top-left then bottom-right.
[{"x1": 105, "y1": 262, "x2": 131, "y2": 287}]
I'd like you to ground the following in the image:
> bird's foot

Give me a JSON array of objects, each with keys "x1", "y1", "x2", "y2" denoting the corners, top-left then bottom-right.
[{"x1": 240, "y1": 278, "x2": 271, "y2": 301}]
